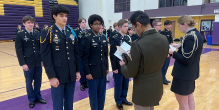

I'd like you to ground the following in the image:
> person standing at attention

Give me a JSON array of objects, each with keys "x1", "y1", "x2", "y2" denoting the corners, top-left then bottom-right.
[
  {"x1": 15, "y1": 15, "x2": 47, "y2": 108},
  {"x1": 160, "y1": 20, "x2": 173, "y2": 85},
  {"x1": 40, "y1": 5, "x2": 81, "y2": 110},
  {"x1": 110, "y1": 19, "x2": 133, "y2": 110},
  {"x1": 82, "y1": 14, "x2": 109, "y2": 110},
  {"x1": 74, "y1": 18, "x2": 89, "y2": 91}
]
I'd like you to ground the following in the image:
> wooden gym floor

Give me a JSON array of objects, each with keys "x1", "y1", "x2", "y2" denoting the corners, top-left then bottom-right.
[{"x1": 0, "y1": 41, "x2": 219, "y2": 110}]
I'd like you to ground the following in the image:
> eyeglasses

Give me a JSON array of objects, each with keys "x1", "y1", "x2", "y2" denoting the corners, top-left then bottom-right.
[
  {"x1": 93, "y1": 24, "x2": 102, "y2": 26},
  {"x1": 155, "y1": 25, "x2": 162, "y2": 27}
]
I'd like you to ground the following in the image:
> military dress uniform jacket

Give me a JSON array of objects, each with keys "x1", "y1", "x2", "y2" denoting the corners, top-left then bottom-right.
[
  {"x1": 107, "y1": 29, "x2": 112, "y2": 36},
  {"x1": 74, "y1": 28, "x2": 88, "y2": 56},
  {"x1": 172, "y1": 28, "x2": 203, "y2": 81},
  {"x1": 40, "y1": 25, "x2": 80, "y2": 83},
  {"x1": 82, "y1": 32, "x2": 109, "y2": 79},
  {"x1": 15, "y1": 29, "x2": 41, "y2": 68},
  {"x1": 109, "y1": 30, "x2": 117, "y2": 43},
  {"x1": 131, "y1": 34, "x2": 139, "y2": 42},
  {"x1": 121, "y1": 29, "x2": 169, "y2": 106},
  {"x1": 16, "y1": 29, "x2": 22, "y2": 34},
  {"x1": 110, "y1": 33, "x2": 131, "y2": 73},
  {"x1": 160, "y1": 28, "x2": 173, "y2": 44}
]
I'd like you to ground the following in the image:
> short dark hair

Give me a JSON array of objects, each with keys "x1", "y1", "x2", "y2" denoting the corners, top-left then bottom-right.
[
  {"x1": 129, "y1": 11, "x2": 150, "y2": 27},
  {"x1": 35, "y1": 23, "x2": 39, "y2": 25},
  {"x1": 164, "y1": 20, "x2": 172, "y2": 25},
  {"x1": 128, "y1": 27, "x2": 133, "y2": 31},
  {"x1": 88, "y1": 14, "x2": 104, "y2": 29},
  {"x1": 51, "y1": 5, "x2": 70, "y2": 20},
  {"x1": 22, "y1": 15, "x2": 35, "y2": 23},
  {"x1": 78, "y1": 18, "x2": 86, "y2": 23},
  {"x1": 118, "y1": 19, "x2": 128, "y2": 27}
]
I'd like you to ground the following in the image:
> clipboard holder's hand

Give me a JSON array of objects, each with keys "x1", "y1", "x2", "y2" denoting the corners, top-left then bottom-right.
[{"x1": 121, "y1": 53, "x2": 130, "y2": 65}]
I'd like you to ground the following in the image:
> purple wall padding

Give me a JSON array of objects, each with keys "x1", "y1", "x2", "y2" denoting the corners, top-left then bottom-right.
[
  {"x1": 62, "y1": 4, "x2": 79, "y2": 29},
  {"x1": 0, "y1": 1, "x2": 78, "y2": 41},
  {"x1": 211, "y1": 22, "x2": 219, "y2": 45}
]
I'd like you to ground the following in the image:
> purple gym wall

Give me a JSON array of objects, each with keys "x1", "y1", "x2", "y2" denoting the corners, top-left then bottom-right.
[{"x1": 0, "y1": 0, "x2": 78, "y2": 41}]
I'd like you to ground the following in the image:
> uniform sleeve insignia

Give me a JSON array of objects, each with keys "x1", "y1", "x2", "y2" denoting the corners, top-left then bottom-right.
[{"x1": 113, "y1": 34, "x2": 118, "y2": 38}]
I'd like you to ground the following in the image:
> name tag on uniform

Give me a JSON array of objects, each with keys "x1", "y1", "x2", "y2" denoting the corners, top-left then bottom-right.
[
  {"x1": 69, "y1": 34, "x2": 74, "y2": 41},
  {"x1": 23, "y1": 38, "x2": 29, "y2": 41},
  {"x1": 55, "y1": 46, "x2": 59, "y2": 50},
  {"x1": 79, "y1": 35, "x2": 82, "y2": 38},
  {"x1": 92, "y1": 42, "x2": 98, "y2": 46}
]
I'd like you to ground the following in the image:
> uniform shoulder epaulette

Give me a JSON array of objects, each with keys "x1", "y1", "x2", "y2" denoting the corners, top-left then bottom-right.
[
  {"x1": 113, "y1": 34, "x2": 118, "y2": 38},
  {"x1": 34, "y1": 30, "x2": 39, "y2": 33},
  {"x1": 18, "y1": 29, "x2": 24, "y2": 33},
  {"x1": 185, "y1": 31, "x2": 196, "y2": 37}
]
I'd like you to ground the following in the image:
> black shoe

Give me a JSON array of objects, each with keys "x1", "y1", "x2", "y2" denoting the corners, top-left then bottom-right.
[
  {"x1": 163, "y1": 80, "x2": 168, "y2": 85},
  {"x1": 122, "y1": 101, "x2": 133, "y2": 105},
  {"x1": 29, "y1": 102, "x2": 35, "y2": 108},
  {"x1": 80, "y1": 84, "x2": 85, "y2": 91},
  {"x1": 35, "y1": 99, "x2": 47, "y2": 104},
  {"x1": 116, "y1": 104, "x2": 123, "y2": 110},
  {"x1": 165, "y1": 80, "x2": 171, "y2": 83},
  {"x1": 84, "y1": 84, "x2": 88, "y2": 88}
]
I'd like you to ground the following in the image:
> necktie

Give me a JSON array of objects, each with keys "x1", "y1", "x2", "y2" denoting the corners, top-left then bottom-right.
[
  {"x1": 62, "y1": 30, "x2": 66, "y2": 36},
  {"x1": 83, "y1": 30, "x2": 86, "y2": 34},
  {"x1": 30, "y1": 32, "x2": 33, "y2": 38}
]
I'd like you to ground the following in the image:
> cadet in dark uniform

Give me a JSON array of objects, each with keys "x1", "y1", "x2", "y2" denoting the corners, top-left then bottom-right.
[
  {"x1": 169, "y1": 15, "x2": 203, "y2": 110},
  {"x1": 40, "y1": 5, "x2": 81, "y2": 110},
  {"x1": 74, "y1": 18, "x2": 89, "y2": 91},
  {"x1": 160, "y1": 20, "x2": 173, "y2": 85},
  {"x1": 110, "y1": 19, "x2": 133, "y2": 110},
  {"x1": 15, "y1": 16, "x2": 47, "y2": 108},
  {"x1": 128, "y1": 27, "x2": 139, "y2": 42},
  {"x1": 107, "y1": 26, "x2": 112, "y2": 37},
  {"x1": 16, "y1": 25, "x2": 22, "y2": 34},
  {"x1": 103, "y1": 26, "x2": 107, "y2": 35},
  {"x1": 99, "y1": 25, "x2": 110, "y2": 82},
  {"x1": 34, "y1": 23, "x2": 41, "y2": 33},
  {"x1": 82, "y1": 14, "x2": 109, "y2": 110},
  {"x1": 109, "y1": 22, "x2": 119, "y2": 43}
]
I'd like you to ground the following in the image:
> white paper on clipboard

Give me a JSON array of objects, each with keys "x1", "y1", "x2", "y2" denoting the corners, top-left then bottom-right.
[
  {"x1": 169, "y1": 45, "x2": 176, "y2": 51},
  {"x1": 114, "y1": 42, "x2": 131, "y2": 60}
]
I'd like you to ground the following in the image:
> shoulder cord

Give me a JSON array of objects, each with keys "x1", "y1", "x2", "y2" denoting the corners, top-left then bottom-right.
[
  {"x1": 181, "y1": 31, "x2": 198, "y2": 58},
  {"x1": 67, "y1": 25, "x2": 78, "y2": 41},
  {"x1": 40, "y1": 27, "x2": 53, "y2": 43},
  {"x1": 126, "y1": 35, "x2": 132, "y2": 43}
]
